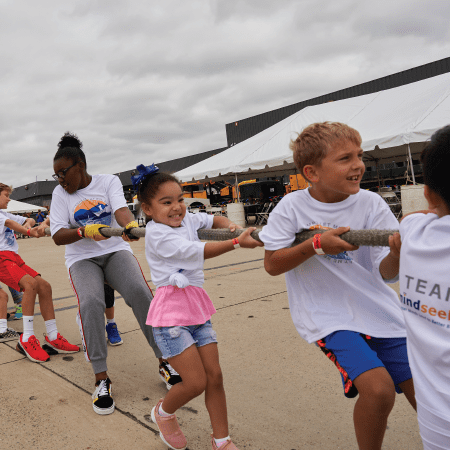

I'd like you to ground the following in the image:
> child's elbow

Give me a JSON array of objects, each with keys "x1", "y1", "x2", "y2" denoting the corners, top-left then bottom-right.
[
  {"x1": 264, "y1": 260, "x2": 280, "y2": 276},
  {"x1": 51, "y1": 234, "x2": 64, "y2": 246}
]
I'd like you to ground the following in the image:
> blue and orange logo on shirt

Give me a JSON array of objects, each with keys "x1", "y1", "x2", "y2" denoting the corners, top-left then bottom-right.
[
  {"x1": 74, "y1": 200, "x2": 111, "y2": 227},
  {"x1": 5, "y1": 228, "x2": 15, "y2": 246}
]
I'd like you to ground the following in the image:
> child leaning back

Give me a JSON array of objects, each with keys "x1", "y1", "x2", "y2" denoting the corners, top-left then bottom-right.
[
  {"x1": 397, "y1": 124, "x2": 450, "y2": 449},
  {"x1": 134, "y1": 164, "x2": 263, "y2": 450},
  {"x1": 259, "y1": 122, "x2": 417, "y2": 450},
  {"x1": 0, "y1": 183, "x2": 79, "y2": 362}
]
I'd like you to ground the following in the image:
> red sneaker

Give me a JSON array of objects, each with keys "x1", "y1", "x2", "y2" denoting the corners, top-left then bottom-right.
[
  {"x1": 45, "y1": 333, "x2": 80, "y2": 354},
  {"x1": 17, "y1": 335, "x2": 50, "y2": 363}
]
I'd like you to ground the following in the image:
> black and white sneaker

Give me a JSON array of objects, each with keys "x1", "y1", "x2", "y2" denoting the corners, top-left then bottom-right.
[
  {"x1": 159, "y1": 361, "x2": 182, "y2": 390},
  {"x1": 0, "y1": 328, "x2": 21, "y2": 342},
  {"x1": 92, "y1": 378, "x2": 115, "y2": 415}
]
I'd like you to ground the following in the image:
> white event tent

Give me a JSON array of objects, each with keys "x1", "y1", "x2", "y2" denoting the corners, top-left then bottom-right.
[
  {"x1": 175, "y1": 72, "x2": 450, "y2": 183},
  {"x1": 5, "y1": 200, "x2": 47, "y2": 214}
]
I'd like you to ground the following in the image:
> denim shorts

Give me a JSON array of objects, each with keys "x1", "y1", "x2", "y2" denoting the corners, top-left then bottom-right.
[
  {"x1": 317, "y1": 331, "x2": 412, "y2": 398},
  {"x1": 152, "y1": 320, "x2": 218, "y2": 360}
]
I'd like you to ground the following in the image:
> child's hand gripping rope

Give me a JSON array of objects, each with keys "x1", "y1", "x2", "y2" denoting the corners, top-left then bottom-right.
[
  {"x1": 234, "y1": 227, "x2": 264, "y2": 249},
  {"x1": 318, "y1": 227, "x2": 359, "y2": 255},
  {"x1": 387, "y1": 232, "x2": 401, "y2": 259}
]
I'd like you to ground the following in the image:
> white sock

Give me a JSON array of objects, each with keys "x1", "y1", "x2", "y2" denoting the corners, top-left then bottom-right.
[
  {"x1": 22, "y1": 316, "x2": 34, "y2": 342},
  {"x1": 106, "y1": 318, "x2": 115, "y2": 325},
  {"x1": 159, "y1": 404, "x2": 174, "y2": 417},
  {"x1": 0, "y1": 319, "x2": 7, "y2": 333},
  {"x1": 214, "y1": 436, "x2": 231, "y2": 448},
  {"x1": 45, "y1": 319, "x2": 58, "y2": 341}
]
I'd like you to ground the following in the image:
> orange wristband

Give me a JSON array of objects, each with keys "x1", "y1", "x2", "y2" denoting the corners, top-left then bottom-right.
[
  {"x1": 27, "y1": 228, "x2": 31, "y2": 237},
  {"x1": 232, "y1": 238, "x2": 240, "y2": 249}
]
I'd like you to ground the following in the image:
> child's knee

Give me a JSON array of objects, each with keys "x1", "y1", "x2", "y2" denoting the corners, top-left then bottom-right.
[
  {"x1": 359, "y1": 379, "x2": 396, "y2": 410},
  {"x1": 20, "y1": 277, "x2": 38, "y2": 292},
  {"x1": 206, "y1": 366, "x2": 224, "y2": 389},
  {"x1": 184, "y1": 371, "x2": 207, "y2": 396},
  {"x1": 189, "y1": 378, "x2": 207, "y2": 397},
  {"x1": 0, "y1": 289, "x2": 8, "y2": 303},
  {"x1": 37, "y1": 277, "x2": 52, "y2": 294}
]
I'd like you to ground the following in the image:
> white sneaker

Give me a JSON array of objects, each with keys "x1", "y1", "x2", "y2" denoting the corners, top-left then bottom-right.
[{"x1": 0, "y1": 328, "x2": 20, "y2": 342}]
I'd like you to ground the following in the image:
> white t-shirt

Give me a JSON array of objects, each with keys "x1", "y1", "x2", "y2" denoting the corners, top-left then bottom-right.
[
  {"x1": 399, "y1": 212, "x2": 450, "y2": 423},
  {"x1": 259, "y1": 188, "x2": 406, "y2": 343},
  {"x1": 0, "y1": 211, "x2": 26, "y2": 253},
  {"x1": 145, "y1": 212, "x2": 214, "y2": 288},
  {"x1": 50, "y1": 174, "x2": 132, "y2": 269}
]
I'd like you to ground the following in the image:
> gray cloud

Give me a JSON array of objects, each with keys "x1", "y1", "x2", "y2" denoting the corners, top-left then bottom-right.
[{"x1": 1, "y1": 0, "x2": 450, "y2": 187}]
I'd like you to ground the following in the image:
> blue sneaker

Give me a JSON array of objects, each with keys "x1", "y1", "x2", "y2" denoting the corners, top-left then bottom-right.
[
  {"x1": 14, "y1": 304, "x2": 22, "y2": 320},
  {"x1": 106, "y1": 323, "x2": 123, "y2": 346}
]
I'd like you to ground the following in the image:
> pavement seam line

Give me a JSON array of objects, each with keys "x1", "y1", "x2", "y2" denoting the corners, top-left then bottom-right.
[
  {"x1": 38, "y1": 363, "x2": 160, "y2": 435},
  {"x1": 216, "y1": 290, "x2": 287, "y2": 310},
  {"x1": 23, "y1": 262, "x2": 268, "y2": 316},
  {"x1": 7, "y1": 258, "x2": 265, "y2": 312}
]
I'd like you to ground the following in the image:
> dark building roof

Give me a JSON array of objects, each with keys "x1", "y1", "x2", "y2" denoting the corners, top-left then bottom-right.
[
  {"x1": 10, "y1": 180, "x2": 58, "y2": 202},
  {"x1": 226, "y1": 57, "x2": 450, "y2": 147},
  {"x1": 10, "y1": 147, "x2": 228, "y2": 202}
]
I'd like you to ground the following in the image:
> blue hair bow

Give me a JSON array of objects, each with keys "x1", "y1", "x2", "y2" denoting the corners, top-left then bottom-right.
[{"x1": 131, "y1": 163, "x2": 159, "y2": 189}]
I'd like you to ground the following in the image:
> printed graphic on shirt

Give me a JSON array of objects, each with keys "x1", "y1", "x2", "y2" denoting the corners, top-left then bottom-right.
[
  {"x1": 73, "y1": 200, "x2": 111, "y2": 227},
  {"x1": 401, "y1": 273, "x2": 450, "y2": 330},
  {"x1": 307, "y1": 223, "x2": 353, "y2": 263},
  {"x1": 5, "y1": 228, "x2": 15, "y2": 246}
]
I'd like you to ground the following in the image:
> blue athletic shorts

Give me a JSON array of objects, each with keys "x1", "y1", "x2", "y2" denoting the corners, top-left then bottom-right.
[
  {"x1": 152, "y1": 320, "x2": 218, "y2": 360},
  {"x1": 316, "y1": 331, "x2": 412, "y2": 398}
]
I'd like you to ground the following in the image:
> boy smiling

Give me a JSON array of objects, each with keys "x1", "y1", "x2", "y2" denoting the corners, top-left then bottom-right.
[{"x1": 260, "y1": 122, "x2": 416, "y2": 449}]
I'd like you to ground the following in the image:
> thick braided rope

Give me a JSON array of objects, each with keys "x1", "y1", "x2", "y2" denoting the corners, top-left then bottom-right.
[{"x1": 44, "y1": 227, "x2": 397, "y2": 246}]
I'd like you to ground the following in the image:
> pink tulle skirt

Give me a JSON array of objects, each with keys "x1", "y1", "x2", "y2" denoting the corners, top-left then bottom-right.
[{"x1": 146, "y1": 285, "x2": 217, "y2": 327}]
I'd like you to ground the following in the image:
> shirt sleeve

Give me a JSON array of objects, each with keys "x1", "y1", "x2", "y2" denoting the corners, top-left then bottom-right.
[
  {"x1": 49, "y1": 188, "x2": 72, "y2": 236},
  {"x1": 191, "y1": 211, "x2": 214, "y2": 231},
  {"x1": 259, "y1": 201, "x2": 298, "y2": 250},
  {"x1": 399, "y1": 212, "x2": 430, "y2": 239},
  {"x1": 0, "y1": 212, "x2": 26, "y2": 227},
  {"x1": 106, "y1": 175, "x2": 128, "y2": 213}
]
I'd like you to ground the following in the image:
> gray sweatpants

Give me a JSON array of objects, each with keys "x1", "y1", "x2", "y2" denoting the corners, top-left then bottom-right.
[{"x1": 69, "y1": 250, "x2": 162, "y2": 374}]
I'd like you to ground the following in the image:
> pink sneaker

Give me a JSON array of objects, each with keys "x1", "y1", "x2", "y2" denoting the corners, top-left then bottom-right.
[
  {"x1": 211, "y1": 434, "x2": 240, "y2": 450},
  {"x1": 151, "y1": 399, "x2": 187, "y2": 450},
  {"x1": 45, "y1": 333, "x2": 80, "y2": 353}
]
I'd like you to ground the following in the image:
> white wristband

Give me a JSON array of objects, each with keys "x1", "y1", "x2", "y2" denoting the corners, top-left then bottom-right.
[{"x1": 232, "y1": 238, "x2": 240, "y2": 249}]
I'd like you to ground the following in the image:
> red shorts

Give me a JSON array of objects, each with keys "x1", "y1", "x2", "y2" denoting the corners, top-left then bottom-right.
[{"x1": 0, "y1": 251, "x2": 40, "y2": 291}]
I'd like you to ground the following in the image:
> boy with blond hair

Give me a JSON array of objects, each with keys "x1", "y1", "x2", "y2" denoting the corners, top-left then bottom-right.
[
  {"x1": 259, "y1": 122, "x2": 416, "y2": 449},
  {"x1": 0, "y1": 183, "x2": 79, "y2": 361}
]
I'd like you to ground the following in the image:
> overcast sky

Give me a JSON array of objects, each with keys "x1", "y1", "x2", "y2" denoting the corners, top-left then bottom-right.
[{"x1": 2, "y1": 0, "x2": 450, "y2": 187}]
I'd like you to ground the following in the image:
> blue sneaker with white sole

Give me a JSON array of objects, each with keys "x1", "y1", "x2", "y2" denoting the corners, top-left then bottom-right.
[{"x1": 106, "y1": 323, "x2": 123, "y2": 346}]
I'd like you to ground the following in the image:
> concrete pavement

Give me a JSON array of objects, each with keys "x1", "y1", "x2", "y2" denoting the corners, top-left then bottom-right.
[{"x1": 1, "y1": 236, "x2": 422, "y2": 449}]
